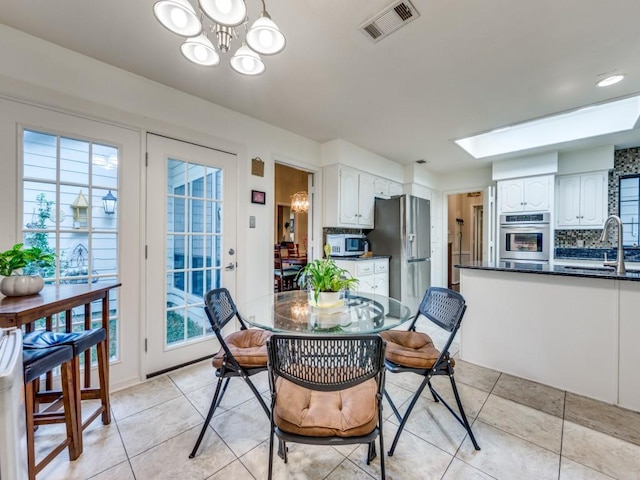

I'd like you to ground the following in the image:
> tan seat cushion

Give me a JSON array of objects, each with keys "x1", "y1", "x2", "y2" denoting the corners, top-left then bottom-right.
[
  {"x1": 380, "y1": 330, "x2": 454, "y2": 369},
  {"x1": 274, "y1": 377, "x2": 378, "y2": 438},
  {"x1": 212, "y1": 329, "x2": 271, "y2": 369}
]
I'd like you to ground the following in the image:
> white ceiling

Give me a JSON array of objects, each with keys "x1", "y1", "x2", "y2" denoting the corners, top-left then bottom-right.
[{"x1": 2, "y1": 0, "x2": 640, "y2": 173}]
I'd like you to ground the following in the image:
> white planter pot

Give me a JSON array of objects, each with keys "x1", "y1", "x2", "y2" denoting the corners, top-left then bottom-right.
[
  {"x1": 0, "y1": 274, "x2": 44, "y2": 297},
  {"x1": 309, "y1": 291, "x2": 343, "y2": 308}
]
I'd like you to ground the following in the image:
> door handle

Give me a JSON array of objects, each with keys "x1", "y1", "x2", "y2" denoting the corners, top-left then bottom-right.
[{"x1": 225, "y1": 262, "x2": 236, "y2": 271}]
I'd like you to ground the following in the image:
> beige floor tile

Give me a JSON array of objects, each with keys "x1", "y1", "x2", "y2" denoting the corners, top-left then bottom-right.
[
  {"x1": 382, "y1": 381, "x2": 416, "y2": 421},
  {"x1": 129, "y1": 425, "x2": 236, "y2": 480},
  {"x1": 241, "y1": 440, "x2": 348, "y2": 480},
  {"x1": 185, "y1": 372, "x2": 270, "y2": 419},
  {"x1": 351, "y1": 420, "x2": 452, "y2": 479},
  {"x1": 89, "y1": 460, "x2": 135, "y2": 480},
  {"x1": 452, "y1": 360, "x2": 501, "y2": 393},
  {"x1": 562, "y1": 420, "x2": 640, "y2": 480},
  {"x1": 168, "y1": 359, "x2": 215, "y2": 394},
  {"x1": 427, "y1": 377, "x2": 490, "y2": 420},
  {"x1": 565, "y1": 392, "x2": 640, "y2": 446},
  {"x1": 456, "y1": 421, "x2": 560, "y2": 480},
  {"x1": 385, "y1": 392, "x2": 473, "y2": 456},
  {"x1": 205, "y1": 459, "x2": 258, "y2": 480},
  {"x1": 442, "y1": 458, "x2": 494, "y2": 479},
  {"x1": 478, "y1": 394, "x2": 563, "y2": 453},
  {"x1": 559, "y1": 458, "x2": 616, "y2": 480},
  {"x1": 492, "y1": 373, "x2": 565, "y2": 417},
  {"x1": 118, "y1": 395, "x2": 203, "y2": 457},
  {"x1": 326, "y1": 459, "x2": 379, "y2": 480},
  {"x1": 37, "y1": 421, "x2": 128, "y2": 480},
  {"x1": 211, "y1": 397, "x2": 271, "y2": 457},
  {"x1": 110, "y1": 375, "x2": 182, "y2": 421}
]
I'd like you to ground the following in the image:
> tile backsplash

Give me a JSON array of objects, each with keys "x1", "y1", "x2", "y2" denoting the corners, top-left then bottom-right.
[{"x1": 555, "y1": 146, "x2": 640, "y2": 259}]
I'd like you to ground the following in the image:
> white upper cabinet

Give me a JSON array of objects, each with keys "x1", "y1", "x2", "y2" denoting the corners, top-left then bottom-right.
[
  {"x1": 498, "y1": 175, "x2": 553, "y2": 213},
  {"x1": 388, "y1": 181, "x2": 403, "y2": 197},
  {"x1": 556, "y1": 171, "x2": 607, "y2": 228},
  {"x1": 374, "y1": 177, "x2": 390, "y2": 198},
  {"x1": 323, "y1": 165, "x2": 375, "y2": 228}
]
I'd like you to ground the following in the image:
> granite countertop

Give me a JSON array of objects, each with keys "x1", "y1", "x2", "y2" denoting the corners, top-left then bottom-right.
[
  {"x1": 456, "y1": 261, "x2": 640, "y2": 281},
  {"x1": 329, "y1": 255, "x2": 391, "y2": 261}
]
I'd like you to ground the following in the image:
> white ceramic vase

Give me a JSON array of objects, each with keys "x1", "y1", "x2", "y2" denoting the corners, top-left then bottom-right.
[
  {"x1": 309, "y1": 291, "x2": 343, "y2": 308},
  {"x1": 0, "y1": 274, "x2": 44, "y2": 297}
]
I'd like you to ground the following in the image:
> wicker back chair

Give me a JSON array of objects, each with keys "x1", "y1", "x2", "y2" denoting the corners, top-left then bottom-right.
[
  {"x1": 267, "y1": 334, "x2": 386, "y2": 479},
  {"x1": 189, "y1": 288, "x2": 271, "y2": 458},
  {"x1": 380, "y1": 287, "x2": 480, "y2": 456}
]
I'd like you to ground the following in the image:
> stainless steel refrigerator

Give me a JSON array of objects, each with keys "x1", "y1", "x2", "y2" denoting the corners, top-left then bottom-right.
[{"x1": 368, "y1": 195, "x2": 431, "y2": 314}]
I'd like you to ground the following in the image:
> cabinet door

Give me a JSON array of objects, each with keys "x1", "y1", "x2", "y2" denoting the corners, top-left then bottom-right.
[
  {"x1": 524, "y1": 176, "x2": 551, "y2": 211},
  {"x1": 338, "y1": 168, "x2": 359, "y2": 225},
  {"x1": 499, "y1": 179, "x2": 525, "y2": 213},
  {"x1": 389, "y1": 181, "x2": 403, "y2": 197},
  {"x1": 374, "y1": 177, "x2": 389, "y2": 198},
  {"x1": 358, "y1": 173, "x2": 375, "y2": 227},
  {"x1": 556, "y1": 175, "x2": 581, "y2": 227},
  {"x1": 374, "y1": 260, "x2": 389, "y2": 297},
  {"x1": 580, "y1": 172, "x2": 606, "y2": 226}
]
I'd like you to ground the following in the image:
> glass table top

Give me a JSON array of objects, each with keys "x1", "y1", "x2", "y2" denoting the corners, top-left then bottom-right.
[{"x1": 239, "y1": 290, "x2": 413, "y2": 334}]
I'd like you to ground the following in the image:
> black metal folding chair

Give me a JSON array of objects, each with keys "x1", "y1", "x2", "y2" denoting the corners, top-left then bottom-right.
[
  {"x1": 267, "y1": 334, "x2": 386, "y2": 479},
  {"x1": 380, "y1": 287, "x2": 480, "y2": 456},
  {"x1": 189, "y1": 287, "x2": 271, "y2": 458}
]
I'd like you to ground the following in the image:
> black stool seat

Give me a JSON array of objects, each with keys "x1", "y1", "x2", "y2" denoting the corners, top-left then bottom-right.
[
  {"x1": 23, "y1": 329, "x2": 106, "y2": 355},
  {"x1": 23, "y1": 345, "x2": 74, "y2": 383}
]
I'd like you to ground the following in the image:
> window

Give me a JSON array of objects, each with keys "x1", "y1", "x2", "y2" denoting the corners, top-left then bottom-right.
[
  {"x1": 22, "y1": 129, "x2": 120, "y2": 360},
  {"x1": 619, "y1": 175, "x2": 640, "y2": 247}
]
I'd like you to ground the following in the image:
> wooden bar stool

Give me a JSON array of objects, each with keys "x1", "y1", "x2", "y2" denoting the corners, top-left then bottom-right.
[
  {"x1": 23, "y1": 328, "x2": 111, "y2": 454},
  {"x1": 23, "y1": 345, "x2": 80, "y2": 480}
]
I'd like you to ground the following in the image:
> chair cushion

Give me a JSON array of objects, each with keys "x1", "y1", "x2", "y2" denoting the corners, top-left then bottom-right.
[
  {"x1": 23, "y1": 329, "x2": 106, "y2": 356},
  {"x1": 380, "y1": 330, "x2": 455, "y2": 369},
  {"x1": 23, "y1": 345, "x2": 74, "y2": 384},
  {"x1": 273, "y1": 377, "x2": 378, "y2": 438},
  {"x1": 212, "y1": 329, "x2": 271, "y2": 369}
]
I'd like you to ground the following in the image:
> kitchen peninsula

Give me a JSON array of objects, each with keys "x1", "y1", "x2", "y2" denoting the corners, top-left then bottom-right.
[{"x1": 456, "y1": 261, "x2": 640, "y2": 413}]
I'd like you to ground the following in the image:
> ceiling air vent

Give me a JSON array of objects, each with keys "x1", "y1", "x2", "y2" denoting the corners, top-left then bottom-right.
[{"x1": 359, "y1": 1, "x2": 420, "y2": 42}]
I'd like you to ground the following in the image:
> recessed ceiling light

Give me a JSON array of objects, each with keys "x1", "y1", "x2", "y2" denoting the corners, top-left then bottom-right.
[
  {"x1": 455, "y1": 95, "x2": 640, "y2": 159},
  {"x1": 597, "y1": 74, "x2": 625, "y2": 87}
]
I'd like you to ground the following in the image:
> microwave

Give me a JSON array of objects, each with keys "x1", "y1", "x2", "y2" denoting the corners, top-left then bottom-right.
[{"x1": 326, "y1": 234, "x2": 367, "y2": 257}]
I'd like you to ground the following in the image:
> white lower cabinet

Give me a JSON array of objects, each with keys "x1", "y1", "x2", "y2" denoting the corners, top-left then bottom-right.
[{"x1": 335, "y1": 258, "x2": 389, "y2": 297}]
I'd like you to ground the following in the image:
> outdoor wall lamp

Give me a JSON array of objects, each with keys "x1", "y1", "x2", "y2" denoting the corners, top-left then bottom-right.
[{"x1": 102, "y1": 190, "x2": 117, "y2": 215}]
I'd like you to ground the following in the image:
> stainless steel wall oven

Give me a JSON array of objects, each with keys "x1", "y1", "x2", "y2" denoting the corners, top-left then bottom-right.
[{"x1": 499, "y1": 212, "x2": 550, "y2": 263}]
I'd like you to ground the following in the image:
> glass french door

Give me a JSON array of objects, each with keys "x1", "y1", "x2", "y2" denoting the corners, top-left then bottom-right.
[{"x1": 145, "y1": 134, "x2": 237, "y2": 375}]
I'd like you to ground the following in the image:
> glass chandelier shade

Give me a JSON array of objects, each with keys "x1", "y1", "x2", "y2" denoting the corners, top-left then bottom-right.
[
  {"x1": 246, "y1": 12, "x2": 286, "y2": 55},
  {"x1": 181, "y1": 34, "x2": 221, "y2": 66},
  {"x1": 291, "y1": 191, "x2": 309, "y2": 213},
  {"x1": 153, "y1": 0, "x2": 202, "y2": 37},
  {"x1": 199, "y1": 0, "x2": 247, "y2": 27},
  {"x1": 154, "y1": 0, "x2": 284, "y2": 75},
  {"x1": 230, "y1": 44, "x2": 265, "y2": 75}
]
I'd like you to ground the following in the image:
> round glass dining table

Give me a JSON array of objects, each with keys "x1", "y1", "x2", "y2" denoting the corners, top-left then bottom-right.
[{"x1": 238, "y1": 290, "x2": 413, "y2": 334}]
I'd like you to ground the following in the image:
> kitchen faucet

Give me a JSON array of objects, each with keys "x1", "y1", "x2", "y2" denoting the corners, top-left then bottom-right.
[{"x1": 600, "y1": 215, "x2": 626, "y2": 275}]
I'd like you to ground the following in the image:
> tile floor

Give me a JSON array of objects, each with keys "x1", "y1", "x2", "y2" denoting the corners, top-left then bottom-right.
[{"x1": 34, "y1": 336, "x2": 640, "y2": 480}]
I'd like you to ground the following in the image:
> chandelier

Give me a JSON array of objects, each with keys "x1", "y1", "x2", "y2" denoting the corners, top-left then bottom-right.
[
  {"x1": 291, "y1": 191, "x2": 309, "y2": 213},
  {"x1": 153, "y1": 0, "x2": 286, "y2": 76}
]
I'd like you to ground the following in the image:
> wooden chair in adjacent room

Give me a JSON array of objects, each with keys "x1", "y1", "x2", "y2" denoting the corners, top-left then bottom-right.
[
  {"x1": 266, "y1": 334, "x2": 387, "y2": 479},
  {"x1": 380, "y1": 287, "x2": 480, "y2": 456},
  {"x1": 274, "y1": 245, "x2": 297, "y2": 292},
  {"x1": 189, "y1": 287, "x2": 271, "y2": 458}
]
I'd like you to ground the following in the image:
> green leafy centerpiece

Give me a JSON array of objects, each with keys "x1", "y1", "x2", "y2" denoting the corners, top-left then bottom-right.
[
  {"x1": 0, "y1": 243, "x2": 55, "y2": 296},
  {"x1": 296, "y1": 244, "x2": 358, "y2": 307}
]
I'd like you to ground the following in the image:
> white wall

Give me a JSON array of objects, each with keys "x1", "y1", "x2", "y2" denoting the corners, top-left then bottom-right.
[
  {"x1": 321, "y1": 139, "x2": 404, "y2": 182},
  {"x1": 0, "y1": 24, "x2": 323, "y2": 386}
]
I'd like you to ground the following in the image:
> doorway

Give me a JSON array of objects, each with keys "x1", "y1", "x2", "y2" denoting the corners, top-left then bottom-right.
[
  {"x1": 274, "y1": 163, "x2": 311, "y2": 253},
  {"x1": 447, "y1": 191, "x2": 484, "y2": 289}
]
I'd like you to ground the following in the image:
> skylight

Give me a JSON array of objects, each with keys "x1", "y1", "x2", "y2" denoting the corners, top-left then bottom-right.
[{"x1": 455, "y1": 95, "x2": 640, "y2": 159}]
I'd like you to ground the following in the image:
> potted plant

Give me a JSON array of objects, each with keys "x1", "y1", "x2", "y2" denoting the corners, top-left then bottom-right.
[
  {"x1": 296, "y1": 244, "x2": 358, "y2": 306},
  {"x1": 0, "y1": 243, "x2": 55, "y2": 296}
]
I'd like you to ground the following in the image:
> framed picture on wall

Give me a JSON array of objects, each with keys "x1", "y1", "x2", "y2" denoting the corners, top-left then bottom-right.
[{"x1": 251, "y1": 190, "x2": 266, "y2": 204}]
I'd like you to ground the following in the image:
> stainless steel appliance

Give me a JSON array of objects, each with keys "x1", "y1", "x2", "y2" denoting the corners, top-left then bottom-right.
[
  {"x1": 499, "y1": 212, "x2": 550, "y2": 263},
  {"x1": 368, "y1": 195, "x2": 430, "y2": 314},
  {"x1": 326, "y1": 233, "x2": 367, "y2": 257}
]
